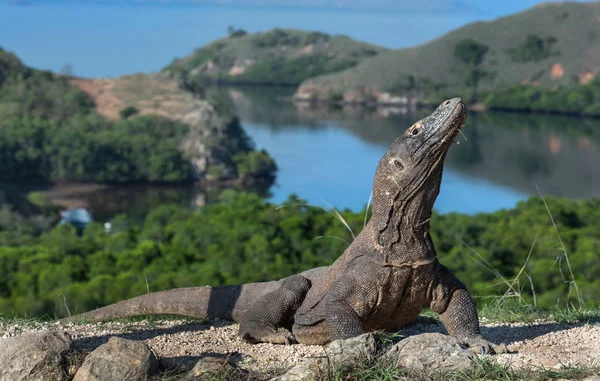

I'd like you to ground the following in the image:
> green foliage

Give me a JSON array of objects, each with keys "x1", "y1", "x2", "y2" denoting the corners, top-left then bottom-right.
[
  {"x1": 481, "y1": 77, "x2": 600, "y2": 115},
  {"x1": 508, "y1": 35, "x2": 559, "y2": 62},
  {"x1": 453, "y1": 39, "x2": 494, "y2": 102},
  {"x1": 119, "y1": 106, "x2": 139, "y2": 119},
  {"x1": 228, "y1": 54, "x2": 359, "y2": 85},
  {"x1": 0, "y1": 115, "x2": 193, "y2": 183},
  {"x1": 163, "y1": 29, "x2": 386, "y2": 87},
  {"x1": 0, "y1": 49, "x2": 275, "y2": 185},
  {"x1": 233, "y1": 149, "x2": 277, "y2": 178},
  {"x1": 251, "y1": 29, "x2": 330, "y2": 49},
  {"x1": 3, "y1": 191, "x2": 600, "y2": 318},
  {"x1": 311, "y1": 355, "x2": 600, "y2": 381},
  {"x1": 227, "y1": 26, "x2": 247, "y2": 38},
  {"x1": 454, "y1": 38, "x2": 489, "y2": 66},
  {"x1": 301, "y1": 2, "x2": 599, "y2": 104},
  {"x1": 0, "y1": 191, "x2": 365, "y2": 317}
]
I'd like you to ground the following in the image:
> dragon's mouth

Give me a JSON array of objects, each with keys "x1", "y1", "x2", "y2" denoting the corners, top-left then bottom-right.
[{"x1": 437, "y1": 101, "x2": 467, "y2": 148}]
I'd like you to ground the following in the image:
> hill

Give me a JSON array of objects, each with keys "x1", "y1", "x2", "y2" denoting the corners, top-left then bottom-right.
[
  {"x1": 0, "y1": 48, "x2": 276, "y2": 185},
  {"x1": 163, "y1": 28, "x2": 388, "y2": 89},
  {"x1": 295, "y1": 1, "x2": 600, "y2": 106}
]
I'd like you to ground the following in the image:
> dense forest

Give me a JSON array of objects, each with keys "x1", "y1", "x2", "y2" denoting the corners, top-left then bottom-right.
[{"x1": 0, "y1": 188, "x2": 597, "y2": 318}]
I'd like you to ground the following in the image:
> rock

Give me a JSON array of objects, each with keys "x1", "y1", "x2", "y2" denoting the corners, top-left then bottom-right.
[
  {"x1": 381, "y1": 332, "x2": 474, "y2": 371},
  {"x1": 272, "y1": 333, "x2": 377, "y2": 381},
  {"x1": 185, "y1": 353, "x2": 246, "y2": 380},
  {"x1": 324, "y1": 332, "x2": 378, "y2": 363},
  {"x1": 0, "y1": 330, "x2": 73, "y2": 381},
  {"x1": 73, "y1": 337, "x2": 158, "y2": 381}
]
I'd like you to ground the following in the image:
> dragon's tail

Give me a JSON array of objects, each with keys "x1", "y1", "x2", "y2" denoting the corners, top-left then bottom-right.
[{"x1": 65, "y1": 281, "x2": 281, "y2": 323}]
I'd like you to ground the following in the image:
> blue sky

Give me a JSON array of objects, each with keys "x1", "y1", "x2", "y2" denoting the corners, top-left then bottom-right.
[{"x1": 0, "y1": 0, "x2": 595, "y2": 78}]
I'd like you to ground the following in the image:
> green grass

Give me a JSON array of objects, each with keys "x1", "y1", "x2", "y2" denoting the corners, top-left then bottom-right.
[
  {"x1": 478, "y1": 300, "x2": 600, "y2": 325},
  {"x1": 327, "y1": 356, "x2": 600, "y2": 381},
  {"x1": 314, "y1": 358, "x2": 600, "y2": 381}
]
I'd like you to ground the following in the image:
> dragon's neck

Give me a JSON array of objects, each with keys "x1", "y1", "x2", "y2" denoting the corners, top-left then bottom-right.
[{"x1": 372, "y1": 168, "x2": 442, "y2": 265}]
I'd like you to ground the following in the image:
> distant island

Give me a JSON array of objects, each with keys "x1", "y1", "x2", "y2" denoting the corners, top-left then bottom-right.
[
  {"x1": 163, "y1": 28, "x2": 388, "y2": 90},
  {"x1": 166, "y1": 2, "x2": 600, "y2": 116}
]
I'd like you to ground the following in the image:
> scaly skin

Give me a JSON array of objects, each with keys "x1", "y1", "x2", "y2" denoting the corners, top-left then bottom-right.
[
  {"x1": 66, "y1": 98, "x2": 506, "y2": 354},
  {"x1": 242, "y1": 98, "x2": 506, "y2": 354}
]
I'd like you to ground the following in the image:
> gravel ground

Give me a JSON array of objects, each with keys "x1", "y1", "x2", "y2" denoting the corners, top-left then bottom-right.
[{"x1": 1, "y1": 317, "x2": 599, "y2": 373}]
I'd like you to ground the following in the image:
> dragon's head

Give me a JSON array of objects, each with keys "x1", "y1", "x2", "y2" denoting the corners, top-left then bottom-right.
[{"x1": 371, "y1": 98, "x2": 467, "y2": 236}]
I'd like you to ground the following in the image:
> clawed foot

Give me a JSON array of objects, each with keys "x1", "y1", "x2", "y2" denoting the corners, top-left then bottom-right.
[
  {"x1": 465, "y1": 338, "x2": 509, "y2": 355},
  {"x1": 239, "y1": 322, "x2": 297, "y2": 345}
]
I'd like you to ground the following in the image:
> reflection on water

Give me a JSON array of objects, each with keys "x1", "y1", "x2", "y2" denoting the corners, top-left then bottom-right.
[
  {"x1": 19, "y1": 181, "x2": 272, "y2": 223},
  {"x1": 224, "y1": 87, "x2": 600, "y2": 213},
  {"x1": 9, "y1": 87, "x2": 600, "y2": 218}
]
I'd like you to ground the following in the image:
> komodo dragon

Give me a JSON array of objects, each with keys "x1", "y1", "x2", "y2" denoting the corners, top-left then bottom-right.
[{"x1": 67, "y1": 98, "x2": 506, "y2": 354}]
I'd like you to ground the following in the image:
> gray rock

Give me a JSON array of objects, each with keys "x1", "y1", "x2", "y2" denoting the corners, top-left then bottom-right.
[
  {"x1": 382, "y1": 332, "x2": 474, "y2": 371},
  {"x1": 0, "y1": 330, "x2": 73, "y2": 381},
  {"x1": 185, "y1": 353, "x2": 246, "y2": 380},
  {"x1": 73, "y1": 337, "x2": 158, "y2": 381},
  {"x1": 272, "y1": 333, "x2": 377, "y2": 381}
]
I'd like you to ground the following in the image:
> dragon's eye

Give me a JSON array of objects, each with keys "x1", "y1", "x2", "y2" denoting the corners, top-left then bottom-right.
[
  {"x1": 411, "y1": 128, "x2": 420, "y2": 136},
  {"x1": 393, "y1": 160, "x2": 404, "y2": 170}
]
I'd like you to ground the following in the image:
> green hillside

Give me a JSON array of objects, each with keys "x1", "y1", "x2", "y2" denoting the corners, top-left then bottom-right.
[
  {"x1": 0, "y1": 48, "x2": 96, "y2": 122},
  {"x1": 164, "y1": 28, "x2": 388, "y2": 88},
  {"x1": 0, "y1": 48, "x2": 276, "y2": 185},
  {"x1": 296, "y1": 1, "x2": 600, "y2": 105}
]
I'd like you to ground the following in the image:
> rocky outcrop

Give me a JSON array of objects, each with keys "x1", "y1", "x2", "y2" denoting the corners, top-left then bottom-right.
[
  {"x1": 73, "y1": 337, "x2": 158, "y2": 381},
  {"x1": 0, "y1": 331, "x2": 74, "y2": 381},
  {"x1": 381, "y1": 332, "x2": 474, "y2": 371},
  {"x1": 0, "y1": 329, "x2": 480, "y2": 381},
  {"x1": 273, "y1": 332, "x2": 476, "y2": 381},
  {"x1": 70, "y1": 73, "x2": 276, "y2": 184}
]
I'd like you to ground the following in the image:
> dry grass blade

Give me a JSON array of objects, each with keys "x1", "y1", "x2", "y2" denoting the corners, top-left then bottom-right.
[
  {"x1": 526, "y1": 272, "x2": 537, "y2": 307},
  {"x1": 275, "y1": 202, "x2": 356, "y2": 240},
  {"x1": 499, "y1": 233, "x2": 538, "y2": 304},
  {"x1": 460, "y1": 239, "x2": 523, "y2": 301},
  {"x1": 534, "y1": 183, "x2": 582, "y2": 308},
  {"x1": 363, "y1": 192, "x2": 372, "y2": 229}
]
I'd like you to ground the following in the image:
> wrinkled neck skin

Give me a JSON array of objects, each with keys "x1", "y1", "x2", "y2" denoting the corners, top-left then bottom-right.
[{"x1": 369, "y1": 165, "x2": 443, "y2": 266}]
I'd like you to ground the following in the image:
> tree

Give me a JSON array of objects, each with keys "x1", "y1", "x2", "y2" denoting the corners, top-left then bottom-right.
[
  {"x1": 454, "y1": 39, "x2": 494, "y2": 103},
  {"x1": 227, "y1": 26, "x2": 247, "y2": 38},
  {"x1": 508, "y1": 35, "x2": 559, "y2": 63},
  {"x1": 59, "y1": 64, "x2": 74, "y2": 77},
  {"x1": 119, "y1": 106, "x2": 139, "y2": 119}
]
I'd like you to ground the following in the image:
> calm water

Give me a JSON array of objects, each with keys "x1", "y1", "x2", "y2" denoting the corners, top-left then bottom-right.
[
  {"x1": 228, "y1": 88, "x2": 600, "y2": 214},
  {"x1": 22, "y1": 87, "x2": 600, "y2": 220}
]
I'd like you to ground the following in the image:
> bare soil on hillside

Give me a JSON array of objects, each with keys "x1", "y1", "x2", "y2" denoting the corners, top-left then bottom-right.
[{"x1": 69, "y1": 73, "x2": 206, "y2": 122}]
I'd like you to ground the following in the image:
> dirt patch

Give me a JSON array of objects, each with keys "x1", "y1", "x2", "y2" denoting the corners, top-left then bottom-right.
[
  {"x1": 229, "y1": 65, "x2": 247, "y2": 76},
  {"x1": 69, "y1": 73, "x2": 212, "y2": 124},
  {"x1": 550, "y1": 63, "x2": 565, "y2": 80},
  {"x1": 577, "y1": 69, "x2": 600, "y2": 85},
  {"x1": 70, "y1": 78, "x2": 124, "y2": 120}
]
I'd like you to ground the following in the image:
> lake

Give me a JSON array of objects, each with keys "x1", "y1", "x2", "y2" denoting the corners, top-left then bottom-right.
[
  {"x1": 229, "y1": 88, "x2": 600, "y2": 214},
  {"x1": 30, "y1": 87, "x2": 600, "y2": 220}
]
